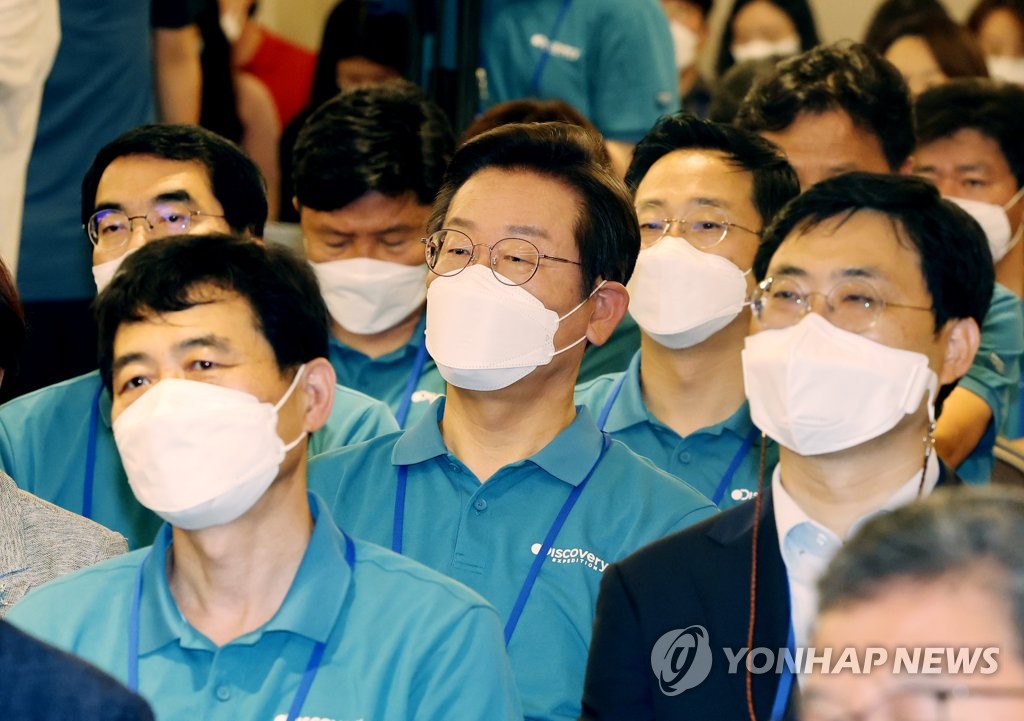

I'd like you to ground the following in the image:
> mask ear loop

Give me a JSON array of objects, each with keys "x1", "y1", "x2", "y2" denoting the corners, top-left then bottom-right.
[
  {"x1": 917, "y1": 379, "x2": 939, "y2": 497},
  {"x1": 1003, "y1": 187, "x2": 1024, "y2": 256},
  {"x1": 552, "y1": 280, "x2": 609, "y2": 356},
  {"x1": 275, "y1": 363, "x2": 308, "y2": 452}
]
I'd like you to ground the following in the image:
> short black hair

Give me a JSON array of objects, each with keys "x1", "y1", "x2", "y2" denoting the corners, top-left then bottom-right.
[
  {"x1": 753, "y1": 172, "x2": 994, "y2": 335},
  {"x1": 0, "y1": 258, "x2": 25, "y2": 374},
  {"x1": 95, "y1": 234, "x2": 329, "y2": 389},
  {"x1": 863, "y1": 0, "x2": 950, "y2": 53},
  {"x1": 715, "y1": 0, "x2": 820, "y2": 78},
  {"x1": 735, "y1": 41, "x2": 915, "y2": 171},
  {"x1": 292, "y1": 81, "x2": 454, "y2": 212},
  {"x1": 428, "y1": 122, "x2": 640, "y2": 298},
  {"x1": 81, "y1": 124, "x2": 267, "y2": 238},
  {"x1": 916, "y1": 78, "x2": 1024, "y2": 187},
  {"x1": 818, "y1": 486, "x2": 1024, "y2": 656},
  {"x1": 626, "y1": 113, "x2": 800, "y2": 230}
]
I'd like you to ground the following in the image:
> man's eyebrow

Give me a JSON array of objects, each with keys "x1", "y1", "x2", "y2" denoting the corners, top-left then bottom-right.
[
  {"x1": 178, "y1": 333, "x2": 233, "y2": 353},
  {"x1": 374, "y1": 223, "x2": 418, "y2": 235},
  {"x1": 93, "y1": 190, "x2": 195, "y2": 215},
  {"x1": 505, "y1": 224, "x2": 549, "y2": 239},
  {"x1": 770, "y1": 265, "x2": 881, "y2": 280},
  {"x1": 770, "y1": 264, "x2": 807, "y2": 278},
  {"x1": 445, "y1": 216, "x2": 476, "y2": 231},
  {"x1": 111, "y1": 352, "x2": 148, "y2": 378}
]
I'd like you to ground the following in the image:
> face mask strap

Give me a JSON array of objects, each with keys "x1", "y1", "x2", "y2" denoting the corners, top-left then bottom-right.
[
  {"x1": 552, "y1": 280, "x2": 608, "y2": 356},
  {"x1": 273, "y1": 363, "x2": 307, "y2": 412}
]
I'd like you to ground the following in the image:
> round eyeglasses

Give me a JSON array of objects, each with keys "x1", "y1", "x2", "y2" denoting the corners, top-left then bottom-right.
[
  {"x1": 637, "y1": 205, "x2": 761, "y2": 249},
  {"x1": 86, "y1": 201, "x2": 225, "y2": 252},
  {"x1": 422, "y1": 228, "x2": 581, "y2": 286},
  {"x1": 751, "y1": 276, "x2": 933, "y2": 334}
]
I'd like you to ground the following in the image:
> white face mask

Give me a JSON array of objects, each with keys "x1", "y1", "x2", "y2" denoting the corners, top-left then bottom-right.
[
  {"x1": 731, "y1": 35, "x2": 800, "y2": 63},
  {"x1": 946, "y1": 189, "x2": 1024, "y2": 264},
  {"x1": 627, "y1": 236, "x2": 749, "y2": 349},
  {"x1": 742, "y1": 314, "x2": 938, "y2": 456},
  {"x1": 113, "y1": 365, "x2": 307, "y2": 530},
  {"x1": 670, "y1": 20, "x2": 699, "y2": 71},
  {"x1": 987, "y1": 55, "x2": 1024, "y2": 86},
  {"x1": 310, "y1": 257, "x2": 428, "y2": 335},
  {"x1": 425, "y1": 265, "x2": 600, "y2": 392},
  {"x1": 92, "y1": 249, "x2": 137, "y2": 294}
]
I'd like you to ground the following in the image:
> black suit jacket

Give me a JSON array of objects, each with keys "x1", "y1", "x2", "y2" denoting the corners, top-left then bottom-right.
[
  {"x1": 0, "y1": 620, "x2": 154, "y2": 720},
  {"x1": 579, "y1": 464, "x2": 961, "y2": 721}
]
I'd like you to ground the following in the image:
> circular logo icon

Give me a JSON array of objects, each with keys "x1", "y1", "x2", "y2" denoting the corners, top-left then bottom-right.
[{"x1": 650, "y1": 625, "x2": 713, "y2": 696}]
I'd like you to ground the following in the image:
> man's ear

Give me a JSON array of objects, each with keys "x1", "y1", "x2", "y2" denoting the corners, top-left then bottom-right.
[
  {"x1": 937, "y1": 317, "x2": 981, "y2": 386},
  {"x1": 585, "y1": 280, "x2": 629, "y2": 346},
  {"x1": 299, "y1": 357, "x2": 336, "y2": 433}
]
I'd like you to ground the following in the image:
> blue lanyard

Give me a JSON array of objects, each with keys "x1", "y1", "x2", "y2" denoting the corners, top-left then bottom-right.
[
  {"x1": 127, "y1": 529, "x2": 355, "y2": 719},
  {"x1": 528, "y1": 0, "x2": 574, "y2": 95},
  {"x1": 83, "y1": 380, "x2": 104, "y2": 520},
  {"x1": 770, "y1": 623, "x2": 796, "y2": 721},
  {"x1": 392, "y1": 432, "x2": 612, "y2": 645},
  {"x1": 597, "y1": 373, "x2": 758, "y2": 505},
  {"x1": 394, "y1": 333, "x2": 430, "y2": 429}
]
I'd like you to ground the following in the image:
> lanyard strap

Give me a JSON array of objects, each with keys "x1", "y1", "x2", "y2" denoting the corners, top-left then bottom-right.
[
  {"x1": 595, "y1": 372, "x2": 628, "y2": 430},
  {"x1": 395, "y1": 333, "x2": 430, "y2": 429},
  {"x1": 83, "y1": 380, "x2": 104, "y2": 520},
  {"x1": 528, "y1": 0, "x2": 574, "y2": 95},
  {"x1": 712, "y1": 428, "x2": 759, "y2": 506},
  {"x1": 392, "y1": 432, "x2": 612, "y2": 645},
  {"x1": 770, "y1": 623, "x2": 796, "y2": 721},
  {"x1": 128, "y1": 530, "x2": 356, "y2": 716}
]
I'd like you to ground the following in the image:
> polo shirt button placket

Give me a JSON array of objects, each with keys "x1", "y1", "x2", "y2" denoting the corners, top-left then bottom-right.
[
  {"x1": 473, "y1": 498, "x2": 488, "y2": 512},
  {"x1": 215, "y1": 685, "x2": 231, "y2": 702}
]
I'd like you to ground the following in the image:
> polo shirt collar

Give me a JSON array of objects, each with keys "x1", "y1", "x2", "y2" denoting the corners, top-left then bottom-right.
[
  {"x1": 138, "y1": 493, "x2": 352, "y2": 654},
  {"x1": 602, "y1": 351, "x2": 756, "y2": 441},
  {"x1": 392, "y1": 397, "x2": 606, "y2": 487}
]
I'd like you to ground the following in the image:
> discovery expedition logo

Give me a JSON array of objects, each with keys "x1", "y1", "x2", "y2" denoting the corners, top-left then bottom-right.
[
  {"x1": 650, "y1": 625, "x2": 1000, "y2": 696},
  {"x1": 530, "y1": 543, "x2": 608, "y2": 572}
]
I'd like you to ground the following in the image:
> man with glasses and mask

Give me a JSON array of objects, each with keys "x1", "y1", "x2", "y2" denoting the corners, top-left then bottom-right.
[
  {"x1": 580, "y1": 172, "x2": 988, "y2": 720},
  {"x1": 804, "y1": 486, "x2": 1024, "y2": 721},
  {"x1": 0, "y1": 124, "x2": 398, "y2": 549},
  {"x1": 575, "y1": 113, "x2": 799, "y2": 508},
  {"x1": 7, "y1": 233, "x2": 522, "y2": 721},
  {"x1": 307, "y1": 122, "x2": 715, "y2": 721}
]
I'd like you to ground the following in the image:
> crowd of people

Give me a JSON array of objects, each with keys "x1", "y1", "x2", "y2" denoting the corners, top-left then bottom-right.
[{"x1": 4, "y1": 0, "x2": 1024, "y2": 720}]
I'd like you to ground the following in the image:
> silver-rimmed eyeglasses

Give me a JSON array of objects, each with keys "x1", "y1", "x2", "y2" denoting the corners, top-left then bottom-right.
[
  {"x1": 422, "y1": 228, "x2": 581, "y2": 286},
  {"x1": 751, "y1": 276, "x2": 933, "y2": 334},
  {"x1": 637, "y1": 204, "x2": 761, "y2": 249},
  {"x1": 86, "y1": 201, "x2": 225, "y2": 252}
]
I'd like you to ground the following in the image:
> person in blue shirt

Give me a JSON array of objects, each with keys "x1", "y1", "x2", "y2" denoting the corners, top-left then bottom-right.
[
  {"x1": 575, "y1": 113, "x2": 800, "y2": 508},
  {"x1": 0, "y1": 124, "x2": 397, "y2": 549},
  {"x1": 308, "y1": 122, "x2": 716, "y2": 721},
  {"x1": 481, "y1": 0, "x2": 678, "y2": 175},
  {"x1": 736, "y1": 41, "x2": 1023, "y2": 483},
  {"x1": 911, "y1": 79, "x2": 1024, "y2": 442},
  {"x1": 292, "y1": 81, "x2": 449, "y2": 427},
  {"x1": 8, "y1": 233, "x2": 522, "y2": 721}
]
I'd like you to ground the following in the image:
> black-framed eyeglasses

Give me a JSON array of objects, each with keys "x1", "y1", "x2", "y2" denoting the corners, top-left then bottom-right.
[
  {"x1": 422, "y1": 228, "x2": 581, "y2": 286},
  {"x1": 637, "y1": 204, "x2": 761, "y2": 249},
  {"x1": 801, "y1": 683, "x2": 1024, "y2": 721},
  {"x1": 750, "y1": 275, "x2": 933, "y2": 334},
  {"x1": 86, "y1": 202, "x2": 225, "y2": 251}
]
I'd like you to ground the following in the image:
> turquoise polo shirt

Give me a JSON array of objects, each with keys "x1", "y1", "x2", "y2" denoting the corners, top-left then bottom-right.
[
  {"x1": 575, "y1": 351, "x2": 778, "y2": 508},
  {"x1": 959, "y1": 283, "x2": 1024, "y2": 482},
  {"x1": 8, "y1": 494, "x2": 522, "y2": 721},
  {"x1": 307, "y1": 399, "x2": 715, "y2": 721},
  {"x1": 327, "y1": 313, "x2": 446, "y2": 427},
  {"x1": 481, "y1": 0, "x2": 677, "y2": 142},
  {"x1": 0, "y1": 371, "x2": 399, "y2": 549}
]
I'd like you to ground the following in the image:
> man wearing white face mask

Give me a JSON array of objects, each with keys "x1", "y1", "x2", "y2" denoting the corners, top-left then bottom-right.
[
  {"x1": 291, "y1": 82, "x2": 449, "y2": 427},
  {"x1": 911, "y1": 79, "x2": 1024, "y2": 443},
  {"x1": 575, "y1": 113, "x2": 799, "y2": 508},
  {"x1": 0, "y1": 124, "x2": 398, "y2": 549},
  {"x1": 581, "y1": 173, "x2": 988, "y2": 721},
  {"x1": 307, "y1": 122, "x2": 716, "y2": 721},
  {"x1": 7, "y1": 233, "x2": 523, "y2": 721},
  {"x1": 661, "y1": 0, "x2": 715, "y2": 117}
]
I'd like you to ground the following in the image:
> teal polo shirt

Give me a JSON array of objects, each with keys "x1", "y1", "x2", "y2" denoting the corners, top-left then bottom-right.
[
  {"x1": 0, "y1": 370, "x2": 399, "y2": 549},
  {"x1": 8, "y1": 494, "x2": 522, "y2": 721},
  {"x1": 327, "y1": 313, "x2": 446, "y2": 427},
  {"x1": 308, "y1": 399, "x2": 715, "y2": 721},
  {"x1": 575, "y1": 351, "x2": 778, "y2": 508},
  {"x1": 959, "y1": 283, "x2": 1024, "y2": 482}
]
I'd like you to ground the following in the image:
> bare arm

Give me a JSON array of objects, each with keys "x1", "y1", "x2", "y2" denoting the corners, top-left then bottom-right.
[{"x1": 153, "y1": 24, "x2": 201, "y2": 124}]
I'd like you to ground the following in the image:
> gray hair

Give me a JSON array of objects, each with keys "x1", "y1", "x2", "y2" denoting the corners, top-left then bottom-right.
[{"x1": 818, "y1": 486, "x2": 1024, "y2": 655}]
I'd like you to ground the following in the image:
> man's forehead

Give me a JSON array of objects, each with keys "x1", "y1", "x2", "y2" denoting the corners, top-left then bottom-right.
[
  {"x1": 770, "y1": 211, "x2": 918, "y2": 274},
  {"x1": 98, "y1": 155, "x2": 214, "y2": 198}
]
